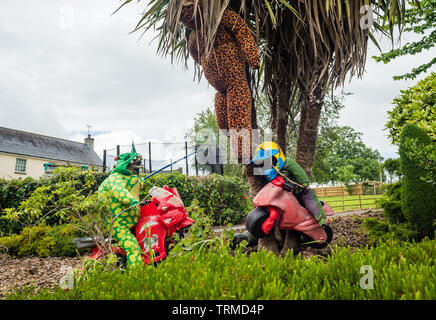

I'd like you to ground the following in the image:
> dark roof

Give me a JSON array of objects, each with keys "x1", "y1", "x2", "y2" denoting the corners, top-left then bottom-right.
[{"x1": 0, "y1": 127, "x2": 102, "y2": 166}]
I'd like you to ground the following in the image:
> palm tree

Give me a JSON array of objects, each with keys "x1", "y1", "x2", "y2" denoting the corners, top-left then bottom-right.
[{"x1": 116, "y1": 0, "x2": 418, "y2": 255}]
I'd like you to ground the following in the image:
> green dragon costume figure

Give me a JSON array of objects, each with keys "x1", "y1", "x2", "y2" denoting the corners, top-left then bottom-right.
[{"x1": 98, "y1": 152, "x2": 145, "y2": 267}]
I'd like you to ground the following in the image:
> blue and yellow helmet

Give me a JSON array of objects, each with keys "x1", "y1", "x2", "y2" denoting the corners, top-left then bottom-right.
[{"x1": 249, "y1": 142, "x2": 285, "y2": 181}]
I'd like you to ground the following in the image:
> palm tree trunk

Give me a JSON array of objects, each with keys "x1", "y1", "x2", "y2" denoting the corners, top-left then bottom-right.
[
  {"x1": 295, "y1": 73, "x2": 328, "y2": 177},
  {"x1": 276, "y1": 86, "x2": 289, "y2": 154}
]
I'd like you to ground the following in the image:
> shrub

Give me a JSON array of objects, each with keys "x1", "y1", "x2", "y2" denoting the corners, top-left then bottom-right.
[
  {"x1": 0, "y1": 223, "x2": 83, "y2": 258},
  {"x1": 362, "y1": 218, "x2": 417, "y2": 244},
  {"x1": 0, "y1": 177, "x2": 43, "y2": 235},
  {"x1": 190, "y1": 174, "x2": 252, "y2": 224},
  {"x1": 399, "y1": 124, "x2": 436, "y2": 238},
  {"x1": 0, "y1": 168, "x2": 109, "y2": 236},
  {"x1": 376, "y1": 181, "x2": 405, "y2": 224},
  {"x1": 1, "y1": 167, "x2": 107, "y2": 234}
]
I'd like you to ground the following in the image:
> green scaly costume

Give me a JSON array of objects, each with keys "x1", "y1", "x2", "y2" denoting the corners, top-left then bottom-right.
[{"x1": 98, "y1": 152, "x2": 145, "y2": 267}]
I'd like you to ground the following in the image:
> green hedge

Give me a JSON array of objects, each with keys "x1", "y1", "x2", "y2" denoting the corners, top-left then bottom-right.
[
  {"x1": 6, "y1": 238, "x2": 436, "y2": 300},
  {"x1": 0, "y1": 171, "x2": 108, "y2": 211},
  {"x1": 399, "y1": 124, "x2": 436, "y2": 238},
  {"x1": 0, "y1": 178, "x2": 42, "y2": 235},
  {"x1": 0, "y1": 223, "x2": 83, "y2": 258},
  {"x1": 0, "y1": 170, "x2": 110, "y2": 236}
]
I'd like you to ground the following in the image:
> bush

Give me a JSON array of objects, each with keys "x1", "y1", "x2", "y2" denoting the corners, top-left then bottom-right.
[
  {"x1": 0, "y1": 223, "x2": 83, "y2": 258},
  {"x1": 0, "y1": 177, "x2": 43, "y2": 235},
  {"x1": 1, "y1": 167, "x2": 107, "y2": 236},
  {"x1": 190, "y1": 174, "x2": 252, "y2": 224},
  {"x1": 6, "y1": 237, "x2": 436, "y2": 300},
  {"x1": 0, "y1": 168, "x2": 110, "y2": 236},
  {"x1": 399, "y1": 124, "x2": 436, "y2": 238},
  {"x1": 362, "y1": 218, "x2": 417, "y2": 244},
  {"x1": 376, "y1": 181, "x2": 405, "y2": 224}
]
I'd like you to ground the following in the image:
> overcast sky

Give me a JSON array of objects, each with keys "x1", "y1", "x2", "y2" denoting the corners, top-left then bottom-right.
[{"x1": 1, "y1": 0, "x2": 434, "y2": 163}]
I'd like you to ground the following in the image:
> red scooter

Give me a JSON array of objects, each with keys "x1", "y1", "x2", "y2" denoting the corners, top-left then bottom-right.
[
  {"x1": 74, "y1": 185, "x2": 194, "y2": 266},
  {"x1": 245, "y1": 180, "x2": 334, "y2": 248}
]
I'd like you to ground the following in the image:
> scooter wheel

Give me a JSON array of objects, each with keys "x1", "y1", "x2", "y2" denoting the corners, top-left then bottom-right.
[
  {"x1": 309, "y1": 224, "x2": 333, "y2": 249},
  {"x1": 115, "y1": 254, "x2": 127, "y2": 269},
  {"x1": 245, "y1": 207, "x2": 269, "y2": 238}
]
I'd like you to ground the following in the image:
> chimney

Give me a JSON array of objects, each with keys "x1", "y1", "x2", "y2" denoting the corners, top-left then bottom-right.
[{"x1": 84, "y1": 134, "x2": 94, "y2": 150}]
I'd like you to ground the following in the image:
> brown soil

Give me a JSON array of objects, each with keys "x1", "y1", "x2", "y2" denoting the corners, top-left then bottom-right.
[
  {"x1": 0, "y1": 256, "x2": 83, "y2": 299},
  {"x1": 299, "y1": 210, "x2": 383, "y2": 259},
  {"x1": 0, "y1": 210, "x2": 383, "y2": 299}
]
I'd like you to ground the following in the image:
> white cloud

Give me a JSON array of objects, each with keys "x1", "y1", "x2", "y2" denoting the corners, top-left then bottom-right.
[{"x1": 339, "y1": 31, "x2": 436, "y2": 160}]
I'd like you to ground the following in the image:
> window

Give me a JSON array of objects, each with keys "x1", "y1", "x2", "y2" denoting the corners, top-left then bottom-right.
[
  {"x1": 44, "y1": 163, "x2": 58, "y2": 176},
  {"x1": 15, "y1": 158, "x2": 27, "y2": 173}
]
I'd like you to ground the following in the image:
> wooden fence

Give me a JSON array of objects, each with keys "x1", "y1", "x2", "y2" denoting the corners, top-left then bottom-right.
[{"x1": 312, "y1": 182, "x2": 386, "y2": 212}]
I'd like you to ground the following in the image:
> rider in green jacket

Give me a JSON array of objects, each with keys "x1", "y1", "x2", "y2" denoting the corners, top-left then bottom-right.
[{"x1": 233, "y1": 142, "x2": 326, "y2": 247}]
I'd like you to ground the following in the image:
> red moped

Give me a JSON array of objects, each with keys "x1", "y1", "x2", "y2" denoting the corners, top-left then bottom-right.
[{"x1": 74, "y1": 185, "x2": 194, "y2": 266}]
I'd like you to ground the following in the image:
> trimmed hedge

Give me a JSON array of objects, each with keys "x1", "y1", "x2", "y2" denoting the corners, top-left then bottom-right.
[
  {"x1": 0, "y1": 170, "x2": 109, "y2": 236},
  {"x1": 399, "y1": 124, "x2": 436, "y2": 238},
  {"x1": 6, "y1": 238, "x2": 436, "y2": 300},
  {"x1": 0, "y1": 178, "x2": 42, "y2": 235}
]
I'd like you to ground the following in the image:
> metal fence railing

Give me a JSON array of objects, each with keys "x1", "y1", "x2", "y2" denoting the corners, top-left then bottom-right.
[{"x1": 102, "y1": 141, "x2": 224, "y2": 176}]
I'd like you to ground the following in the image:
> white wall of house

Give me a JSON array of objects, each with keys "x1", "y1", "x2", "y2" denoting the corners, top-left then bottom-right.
[{"x1": 0, "y1": 152, "x2": 101, "y2": 180}]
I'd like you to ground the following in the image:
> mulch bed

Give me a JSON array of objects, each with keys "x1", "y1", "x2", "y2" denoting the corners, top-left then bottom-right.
[
  {"x1": 0, "y1": 210, "x2": 383, "y2": 299},
  {"x1": 300, "y1": 210, "x2": 382, "y2": 259}
]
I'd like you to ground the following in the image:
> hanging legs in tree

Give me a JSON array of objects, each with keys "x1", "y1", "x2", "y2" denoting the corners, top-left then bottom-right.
[{"x1": 226, "y1": 83, "x2": 253, "y2": 163}]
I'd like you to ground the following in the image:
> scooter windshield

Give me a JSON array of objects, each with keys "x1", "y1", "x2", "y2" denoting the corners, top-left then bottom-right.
[{"x1": 149, "y1": 186, "x2": 183, "y2": 207}]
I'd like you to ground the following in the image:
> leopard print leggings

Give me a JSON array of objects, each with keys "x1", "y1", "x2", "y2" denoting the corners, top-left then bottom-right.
[{"x1": 181, "y1": 3, "x2": 260, "y2": 162}]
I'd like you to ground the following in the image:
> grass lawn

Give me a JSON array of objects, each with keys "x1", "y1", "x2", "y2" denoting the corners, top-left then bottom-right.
[{"x1": 319, "y1": 194, "x2": 383, "y2": 212}]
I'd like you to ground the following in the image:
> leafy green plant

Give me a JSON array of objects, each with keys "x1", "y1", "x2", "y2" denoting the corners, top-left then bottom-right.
[
  {"x1": 2, "y1": 167, "x2": 107, "y2": 229},
  {"x1": 399, "y1": 124, "x2": 436, "y2": 238},
  {"x1": 170, "y1": 199, "x2": 233, "y2": 256},
  {"x1": 376, "y1": 181, "x2": 406, "y2": 224},
  {"x1": 362, "y1": 218, "x2": 417, "y2": 245},
  {"x1": 373, "y1": 0, "x2": 436, "y2": 80},
  {"x1": 386, "y1": 73, "x2": 436, "y2": 184},
  {"x1": 0, "y1": 223, "x2": 83, "y2": 258}
]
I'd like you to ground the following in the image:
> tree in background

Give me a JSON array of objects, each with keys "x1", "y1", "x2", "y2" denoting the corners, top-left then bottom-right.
[
  {"x1": 185, "y1": 107, "x2": 245, "y2": 177},
  {"x1": 383, "y1": 158, "x2": 402, "y2": 183},
  {"x1": 373, "y1": 0, "x2": 436, "y2": 80},
  {"x1": 399, "y1": 123, "x2": 436, "y2": 238},
  {"x1": 312, "y1": 126, "x2": 383, "y2": 186},
  {"x1": 386, "y1": 72, "x2": 436, "y2": 183}
]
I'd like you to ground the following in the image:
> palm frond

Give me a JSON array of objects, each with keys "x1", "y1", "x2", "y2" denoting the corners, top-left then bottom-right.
[{"x1": 117, "y1": 0, "x2": 419, "y2": 95}]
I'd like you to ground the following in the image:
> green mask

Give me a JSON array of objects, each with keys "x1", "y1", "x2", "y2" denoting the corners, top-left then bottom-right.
[{"x1": 112, "y1": 152, "x2": 142, "y2": 176}]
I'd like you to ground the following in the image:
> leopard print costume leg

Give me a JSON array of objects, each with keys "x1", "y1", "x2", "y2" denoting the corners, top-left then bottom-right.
[
  {"x1": 214, "y1": 91, "x2": 228, "y2": 131},
  {"x1": 181, "y1": 2, "x2": 260, "y2": 162}
]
